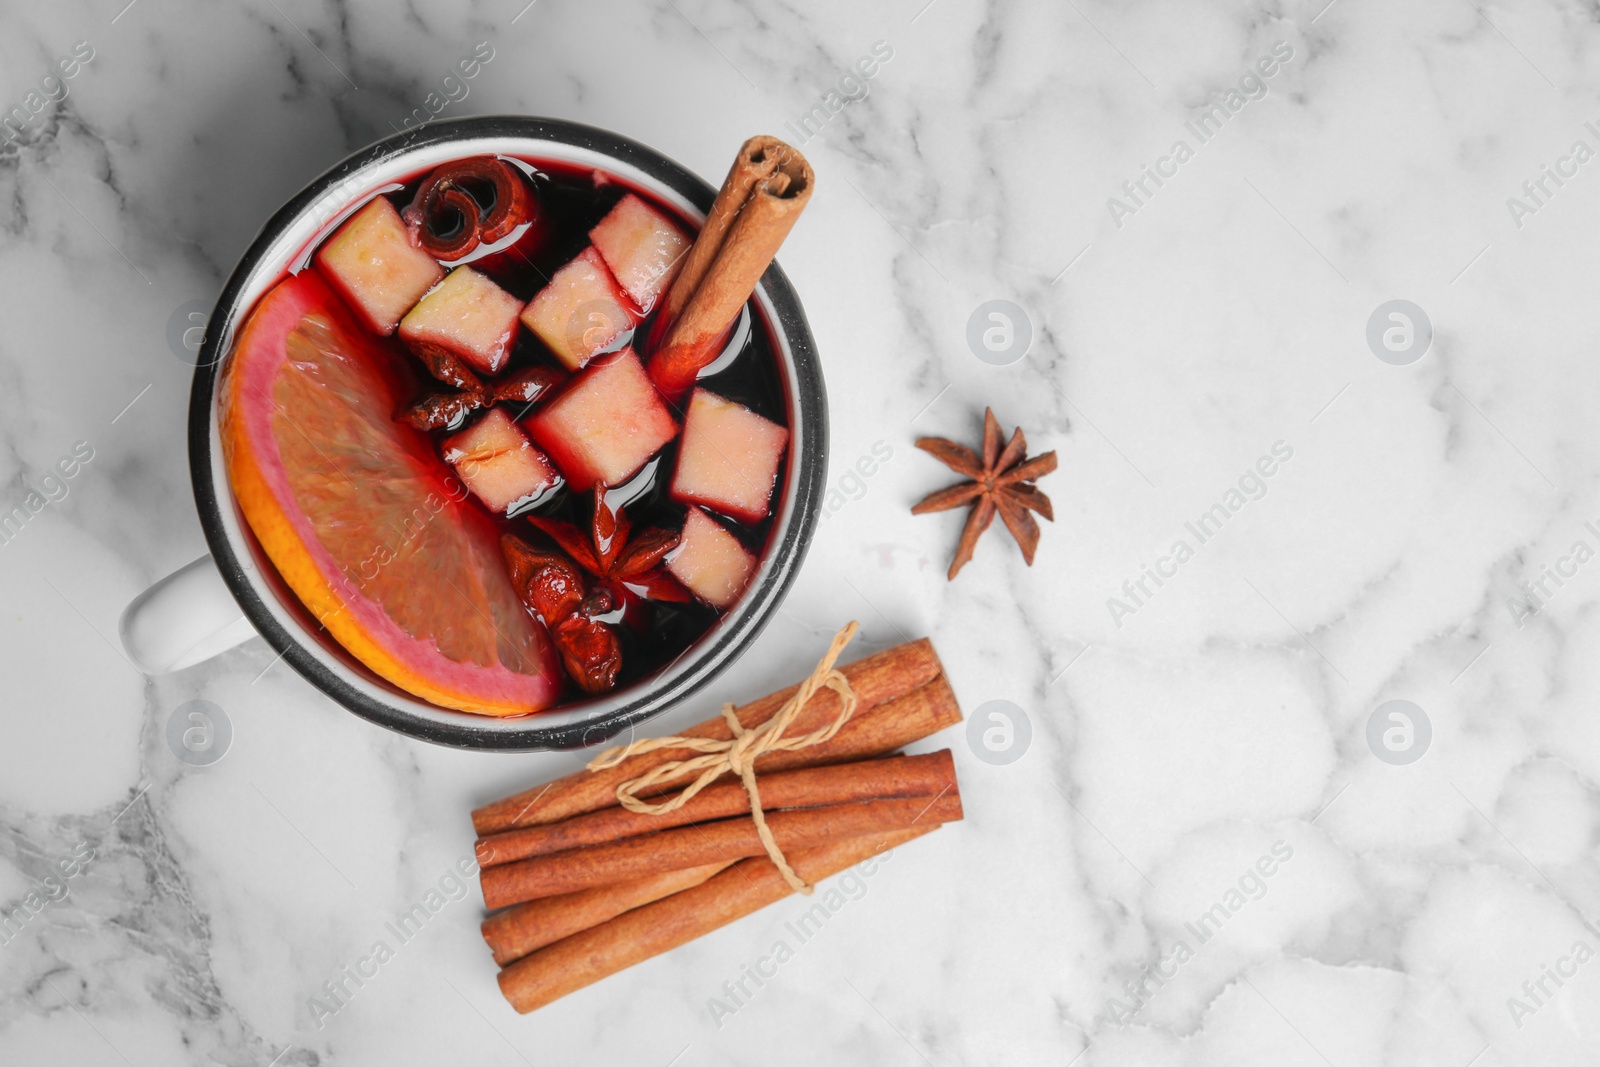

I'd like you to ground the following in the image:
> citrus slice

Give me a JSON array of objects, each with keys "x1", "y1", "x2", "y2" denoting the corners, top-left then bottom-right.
[{"x1": 220, "y1": 270, "x2": 562, "y2": 715}]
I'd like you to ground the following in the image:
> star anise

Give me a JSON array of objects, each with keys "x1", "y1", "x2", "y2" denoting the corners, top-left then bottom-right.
[
  {"x1": 501, "y1": 489, "x2": 689, "y2": 695},
  {"x1": 912, "y1": 408, "x2": 1057, "y2": 580},
  {"x1": 527, "y1": 485, "x2": 689, "y2": 608}
]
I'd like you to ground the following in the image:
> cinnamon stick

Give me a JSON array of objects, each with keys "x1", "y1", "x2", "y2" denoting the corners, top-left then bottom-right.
[
  {"x1": 497, "y1": 824, "x2": 938, "y2": 1013},
  {"x1": 476, "y1": 750, "x2": 955, "y2": 868},
  {"x1": 647, "y1": 139, "x2": 812, "y2": 396},
  {"x1": 728, "y1": 676, "x2": 958, "y2": 782},
  {"x1": 483, "y1": 860, "x2": 732, "y2": 967},
  {"x1": 471, "y1": 638, "x2": 948, "y2": 836},
  {"x1": 661, "y1": 136, "x2": 787, "y2": 324},
  {"x1": 481, "y1": 791, "x2": 962, "y2": 909}
]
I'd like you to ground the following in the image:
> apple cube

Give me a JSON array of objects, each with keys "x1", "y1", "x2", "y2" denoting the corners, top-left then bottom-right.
[
  {"x1": 399, "y1": 267, "x2": 523, "y2": 375},
  {"x1": 670, "y1": 390, "x2": 789, "y2": 524},
  {"x1": 666, "y1": 507, "x2": 756, "y2": 610},
  {"x1": 519, "y1": 247, "x2": 636, "y2": 370},
  {"x1": 316, "y1": 196, "x2": 443, "y2": 335},
  {"x1": 589, "y1": 193, "x2": 689, "y2": 311},
  {"x1": 442, "y1": 408, "x2": 561, "y2": 516},
  {"x1": 524, "y1": 347, "x2": 677, "y2": 489}
]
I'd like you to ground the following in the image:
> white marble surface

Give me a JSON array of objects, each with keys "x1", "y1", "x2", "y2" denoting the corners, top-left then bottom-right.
[{"x1": 4, "y1": 0, "x2": 1600, "y2": 1063}]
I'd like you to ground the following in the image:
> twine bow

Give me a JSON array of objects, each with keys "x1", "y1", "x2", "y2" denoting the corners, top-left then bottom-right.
[{"x1": 586, "y1": 622, "x2": 861, "y2": 893}]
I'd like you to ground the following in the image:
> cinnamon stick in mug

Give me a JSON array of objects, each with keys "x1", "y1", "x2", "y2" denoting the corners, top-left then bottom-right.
[
  {"x1": 476, "y1": 751, "x2": 957, "y2": 868},
  {"x1": 647, "y1": 138, "x2": 812, "y2": 396},
  {"x1": 471, "y1": 638, "x2": 950, "y2": 836},
  {"x1": 497, "y1": 824, "x2": 939, "y2": 1013},
  {"x1": 481, "y1": 790, "x2": 962, "y2": 909},
  {"x1": 482, "y1": 860, "x2": 733, "y2": 967},
  {"x1": 659, "y1": 136, "x2": 787, "y2": 324}
]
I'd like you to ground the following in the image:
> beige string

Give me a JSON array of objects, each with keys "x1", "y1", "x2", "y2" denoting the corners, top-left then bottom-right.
[{"x1": 586, "y1": 622, "x2": 861, "y2": 894}]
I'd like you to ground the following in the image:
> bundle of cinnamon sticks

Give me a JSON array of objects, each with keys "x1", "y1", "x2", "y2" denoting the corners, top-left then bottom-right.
[{"x1": 471, "y1": 635, "x2": 964, "y2": 1013}]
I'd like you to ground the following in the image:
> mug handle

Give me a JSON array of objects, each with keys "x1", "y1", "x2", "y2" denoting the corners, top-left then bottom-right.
[{"x1": 119, "y1": 555, "x2": 259, "y2": 674}]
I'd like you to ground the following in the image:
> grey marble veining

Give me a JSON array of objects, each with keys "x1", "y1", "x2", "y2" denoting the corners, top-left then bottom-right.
[{"x1": 3, "y1": 0, "x2": 1600, "y2": 1064}]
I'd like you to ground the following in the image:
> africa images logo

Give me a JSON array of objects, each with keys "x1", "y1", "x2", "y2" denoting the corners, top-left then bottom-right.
[
  {"x1": 1102, "y1": 841, "x2": 1295, "y2": 1027},
  {"x1": 1105, "y1": 441, "x2": 1294, "y2": 628},
  {"x1": 1104, "y1": 42, "x2": 1295, "y2": 229}
]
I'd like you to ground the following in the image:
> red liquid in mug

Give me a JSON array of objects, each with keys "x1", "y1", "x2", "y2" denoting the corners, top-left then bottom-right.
[{"x1": 243, "y1": 154, "x2": 791, "y2": 709}]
